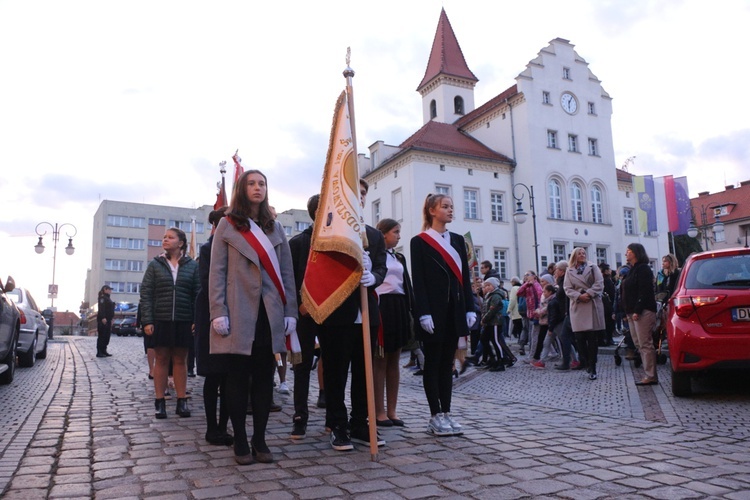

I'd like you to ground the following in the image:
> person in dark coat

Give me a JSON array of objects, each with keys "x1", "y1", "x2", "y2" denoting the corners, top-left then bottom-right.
[
  {"x1": 411, "y1": 193, "x2": 476, "y2": 437},
  {"x1": 599, "y1": 263, "x2": 617, "y2": 346},
  {"x1": 96, "y1": 285, "x2": 115, "y2": 357},
  {"x1": 194, "y1": 206, "x2": 233, "y2": 446}
]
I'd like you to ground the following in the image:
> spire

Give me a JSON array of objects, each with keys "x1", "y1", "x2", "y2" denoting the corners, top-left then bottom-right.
[{"x1": 417, "y1": 8, "x2": 478, "y2": 92}]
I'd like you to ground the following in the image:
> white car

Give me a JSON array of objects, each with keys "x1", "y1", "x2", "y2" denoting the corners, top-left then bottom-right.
[{"x1": 8, "y1": 287, "x2": 48, "y2": 367}]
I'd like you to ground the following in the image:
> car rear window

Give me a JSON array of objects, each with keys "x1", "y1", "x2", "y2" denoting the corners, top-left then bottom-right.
[{"x1": 685, "y1": 254, "x2": 750, "y2": 289}]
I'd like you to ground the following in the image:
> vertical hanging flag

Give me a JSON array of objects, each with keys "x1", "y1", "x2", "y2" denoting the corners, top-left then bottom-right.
[
  {"x1": 188, "y1": 217, "x2": 197, "y2": 259},
  {"x1": 301, "y1": 90, "x2": 364, "y2": 324},
  {"x1": 231, "y1": 150, "x2": 245, "y2": 195},
  {"x1": 213, "y1": 162, "x2": 228, "y2": 211},
  {"x1": 633, "y1": 175, "x2": 657, "y2": 234},
  {"x1": 663, "y1": 175, "x2": 692, "y2": 235}
]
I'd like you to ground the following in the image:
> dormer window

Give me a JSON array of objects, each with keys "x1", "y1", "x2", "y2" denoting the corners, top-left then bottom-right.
[
  {"x1": 454, "y1": 96, "x2": 464, "y2": 115},
  {"x1": 563, "y1": 67, "x2": 571, "y2": 80},
  {"x1": 430, "y1": 100, "x2": 437, "y2": 119}
]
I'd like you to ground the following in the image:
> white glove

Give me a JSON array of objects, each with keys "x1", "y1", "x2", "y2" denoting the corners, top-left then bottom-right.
[
  {"x1": 360, "y1": 269, "x2": 376, "y2": 287},
  {"x1": 420, "y1": 315, "x2": 435, "y2": 334},
  {"x1": 212, "y1": 316, "x2": 230, "y2": 336},
  {"x1": 466, "y1": 312, "x2": 477, "y2": 329},
  {"x1": 284, "y1": 317, "x2": 297, "y2": 335},
  {"x1": 362, "y1": 251, "x2": 372, "y2": 272}
]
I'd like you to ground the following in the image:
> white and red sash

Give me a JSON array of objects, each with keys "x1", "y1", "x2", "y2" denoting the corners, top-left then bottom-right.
[
  {"x1": 418, "y1": 230, "x2": 462, "y2": 282},
  {"x1": 231, "y1": 219, "x2": 286, "y2": 305}
]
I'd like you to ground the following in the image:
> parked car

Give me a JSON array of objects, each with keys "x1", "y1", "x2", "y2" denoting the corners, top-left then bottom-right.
[
  {"x1": 667, "y1": 247, "x2": 750, "y2": 396},
  {"x1": 0, "y1": 276, "x2": 21, "y2": 384},
  {"x1": 112, "y1": 316, "x2": 141, "y2": 336},
  {"x1": 7, "y1": 286, "x2": 49, "y2": 367}
]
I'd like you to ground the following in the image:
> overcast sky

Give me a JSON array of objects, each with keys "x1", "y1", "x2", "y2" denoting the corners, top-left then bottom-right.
[{"x1": 1, "y1": 0, "x2": 747, "y2": 313}]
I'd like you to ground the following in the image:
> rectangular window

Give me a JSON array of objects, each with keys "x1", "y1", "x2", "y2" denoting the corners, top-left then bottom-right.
[
  {"x1": 490, "y1": 192, "x2": 504, "y2": 222},
  {"x1": 283, "y1": 226, "x2": 292, "y2": 236},
  {"x1": 435, "y1": 184, "x2": 451, "y2": 196},
  {"x1": 106, "y1": 237, "x2": 127, "y2": 249},
  {"x1": 553, "y1": 244, "x2": 567, "y2": 264},
  {"x1": 130, "y1": 217, "x2": 146, "y2": 228},
  {"x1": 547, "y1": 130, "x2": 558, "y2": 149},
  {"x1": 148, "y1": 239, "x2": 161, "y2": 247},
  {"x1": 149, "y1": 218, "x2": 166, "y2": 226},
  {"x1": 568, "y1": 134, "x2": 578, "y2": 153},
  {"x1": 588, "y1": 102, "x2": 596, "y2": 115},
  {"x1": 128, "y1": 238, "x2": 144, "y2": 250},
  {"x1": 105, "y1": 282, "x2": 126, "y2": 293},
  {"x1": 295, "y1": 221, "x2": 311, "y2": 232},
  {"x1": 107, "y1": 215, "x2": 129, "y2": 227},
  {"x1": 588, "y1": 138, "x2": 598, "y2": 156},
  {"x1": 392, "y1": 189, "x2": 403, "y2": 221},
  {"x1": 464, "y1": 189, "x2": 479, "y2": 220},
  {"x1": 127, "y1": 260, "x2": 143, "y2": 272},
  {"x1": 596, "y1": 248, "x2": 607, "y2": 265},
  {"x1": 624, "y1": 209, "x2": 635, "y2": 235},
  {"x1": 105, "y1": 259, "x2": 127, "y2": 271},
  {"x1": 195, "y1": 222, "x2": 205, "y2": 234},
  {"x1": 126, "y1": 282, "x2": 140, "y2": 294},
  {"x1": 542, "y1": 91, "x2": 550, "y2": 104},
  {"x1": 563, "y1": 67, "x2": 571, "y2": 80},
  {"x1": 372, "y1": 200, "x2": 381, "y2": 224},
  {"x1": 493, "y1": 249, "x2": 508, "y2": 279}
]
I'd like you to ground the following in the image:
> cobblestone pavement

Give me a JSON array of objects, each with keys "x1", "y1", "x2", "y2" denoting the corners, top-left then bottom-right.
[{"x1": 1, "y1": 335, "x2": 750, "y2": 499}]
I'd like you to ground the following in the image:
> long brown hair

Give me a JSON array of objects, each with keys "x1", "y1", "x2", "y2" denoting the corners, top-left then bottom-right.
[
  {"x1": 227, "y1": 169, "x2": 275, "y2": 232},
  {"x1": 422, "y1": 193, "x2": 451, "y2": 231}
]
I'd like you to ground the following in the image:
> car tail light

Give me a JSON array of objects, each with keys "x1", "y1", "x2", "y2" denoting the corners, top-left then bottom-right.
[
  {"x1": 673, "y1": 294, "x2": 727, "y2": 318},
  {"x1": 18, "y1": 309, "x2": 27, "y2": 324}
]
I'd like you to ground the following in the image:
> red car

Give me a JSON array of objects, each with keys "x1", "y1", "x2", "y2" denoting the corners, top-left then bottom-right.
[{"x1": 667, "y1": 247, "x2": 750, "y2": 396}]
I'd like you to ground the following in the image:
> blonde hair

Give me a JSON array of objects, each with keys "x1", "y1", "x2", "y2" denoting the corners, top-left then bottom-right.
[
  {"x1": 662, "y1": 253, "x2": 679, "y2": 273},
  {"x1": 568, "y1": 247, "x2": 587, "y2": 268}
]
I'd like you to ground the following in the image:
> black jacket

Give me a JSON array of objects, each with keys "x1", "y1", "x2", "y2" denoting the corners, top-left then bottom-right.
[
  {"x1": 140, "y1": 254, "x2": 200, "y2": 325},
  {"x1": 621, "y1": 262, "x2": 657, "y2": 315},
  {"x1": 97, "y1": 294, "x2": 114, "y2": 326}
]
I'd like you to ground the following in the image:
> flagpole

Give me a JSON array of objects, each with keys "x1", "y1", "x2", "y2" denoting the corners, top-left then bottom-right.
[{"x1": 344, "y1": 48, "x2": 378, "y2": 461}]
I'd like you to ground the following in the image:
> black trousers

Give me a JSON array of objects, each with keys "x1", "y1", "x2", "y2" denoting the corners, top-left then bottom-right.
[
  {"x1": 203, "y1": 373, "x2": 229, "y2": 435},
  {"x1": 318, "y1": 324, "x2": 367, "y2": 432},
  {"x1": 97, "y1": 322, "x2": 111, "y2": 354},
  {"x1": 422, "y1": 336, "x2": 459, "y2": 416},
  {"x1": 575, "y1": 330, "x2": 600, "y2": 372},
  {"x1": 292, "y1": 316, "x2": 319, "y2": 425}
]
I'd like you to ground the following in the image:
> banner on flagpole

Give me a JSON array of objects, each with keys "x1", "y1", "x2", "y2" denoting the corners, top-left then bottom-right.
[
  {"x1": 301, "y1": 90, "x2": 364, "y2": 324},
  {"x1": 633, "y1": 175, "x2": 657, "y2": 234}
]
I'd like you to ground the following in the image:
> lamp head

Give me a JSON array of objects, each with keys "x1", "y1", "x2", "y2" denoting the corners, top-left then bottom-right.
[
  {"x1": 65, "y1": 238, "x2": 75, "y2": 256},
  {"x1": 513, "y1": 201, "x2": 528, "y2": 224},
  {"x1": 34, "y1": 236, "x2": 45, "y2": 254}
]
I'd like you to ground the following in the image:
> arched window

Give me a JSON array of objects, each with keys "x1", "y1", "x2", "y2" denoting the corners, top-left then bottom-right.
[
  {"x1": 430, "y1": 100, "x2": 437, "y2": 119},
  {"x1": 454, "y1": 96, "x2": 464, "y2": 115},
  {"x1": 591, "y1": 185, "x2": 603, "y2": 223},
  {"x1": 548, "y1": 179, "x2": 562, "y2": 219},
  {"x1": 570, "y1": 182, "x2": 583, "y2": 221}
]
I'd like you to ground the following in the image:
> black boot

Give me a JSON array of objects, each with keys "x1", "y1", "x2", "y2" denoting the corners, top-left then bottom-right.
[
  {"x1": 155, "y1": 398, "x2": 167, "y2": 419},
  {"x1": 176, "y1": 398, "x2": 191, "y2": 417}
]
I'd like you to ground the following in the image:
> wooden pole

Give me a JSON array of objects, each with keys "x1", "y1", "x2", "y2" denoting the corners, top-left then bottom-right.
[{"x1": 344, "y1": 48, "x2": 378, "y2": 460}]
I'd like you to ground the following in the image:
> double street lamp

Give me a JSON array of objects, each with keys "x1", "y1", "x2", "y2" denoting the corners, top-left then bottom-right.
[
  {"x1": 687, "y1": 205, "x2": 723, "y2": 251},
  {"x1": 513, "y1": 183, "x2": 539, "y2": 275},
  {"x1": 34, "y1": 221, "x2": 77, "y2": 309}
]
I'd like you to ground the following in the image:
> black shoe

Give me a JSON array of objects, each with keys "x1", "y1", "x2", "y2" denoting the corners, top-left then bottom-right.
[
  {"x1": 176, "y1": 398, "x2": 191, "y2": 417},
  {"x1": 453, "y1": 369, "x2": 459, "y2": 379},
  {"x1": 96, "y1": 352, "x2": 107, "y2": 358},
  {"x1": 270, "y1": 402, "x2": 282, "y2": 412},
  {"x1": 317, "y1": 391, "x2": 326, "y2": 409},
  {"x1": 413, "y1": 369, "x2": 424, "y2": 376},
  {"x1": 489, "y1": 363, "x2": 506, "y2": 372},
  {"x1": 206, "y1": 431, "x2": 234, "y2": 446},
  {"x1": 291, "y1": 420, "x2": 307, "y2": 440},
  {"x1": 350, "y1": 427, "x2": 385, "y2": 447},
  {"x1": 104, "y1": 352, "x2": 112, "y2": 357},
  {"x1": 459, "y1": 360, "x2": 470, "y2": 374},
  {"x1": 251, "y1": 439, "x2": 274, "y2": 463},
  {"x1": 155, "y1": 398, "x2": 167, "y2": 419},
  {"x1": 554, "y1": 364, "x2": 570, "y2": 371},
  {"x1": 187, "y1": 370, "x2": 196, "y2": 378},
  {"x1": 330, "y1": 428, "x2": 353, "y2": 451},
  {"x1": 519, "y1": 349, "x2": 525, "y2": 356}
]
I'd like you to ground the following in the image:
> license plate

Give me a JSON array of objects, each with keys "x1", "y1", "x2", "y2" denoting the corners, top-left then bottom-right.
[{"x1": 731, "y1": 307, "x2": 750, "y2": 322}]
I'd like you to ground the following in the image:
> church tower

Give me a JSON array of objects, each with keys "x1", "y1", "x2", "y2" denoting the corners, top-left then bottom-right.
[{"x1": 417, "y1": 9, "x2": 478, "y2": 125}]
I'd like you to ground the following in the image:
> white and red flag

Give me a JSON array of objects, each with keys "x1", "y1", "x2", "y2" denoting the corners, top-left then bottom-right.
[
  {"x1": 301, "y1": 90, "x2": 364, "y2": 324},
  {"x1": 231, "y1": 150, "x2": 245, "y2": 188}
]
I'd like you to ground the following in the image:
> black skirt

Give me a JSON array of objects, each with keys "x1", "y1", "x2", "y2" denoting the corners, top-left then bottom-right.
[
  {"x1": 151, "y1": 320, "x2": 193, "y2": 350},
  {"x1": 378, "y1": 293, "x2": 410, "y2": 353}
]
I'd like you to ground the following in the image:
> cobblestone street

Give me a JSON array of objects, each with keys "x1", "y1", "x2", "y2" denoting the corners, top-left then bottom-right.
[{"x1": 1, "y1": 335, "x2": 749, "y2": 499}]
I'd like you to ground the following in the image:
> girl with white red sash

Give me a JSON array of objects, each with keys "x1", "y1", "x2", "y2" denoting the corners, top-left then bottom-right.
[
  {"x1": 410, "y1": 194, "x2": 476, "y2": 436},
  {"x1": 209, "y1": 170, "x2": 297, "y2": 465}
]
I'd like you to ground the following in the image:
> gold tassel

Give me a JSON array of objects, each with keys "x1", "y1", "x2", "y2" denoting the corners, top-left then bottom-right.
[
  {"x1": 289, "y1": 351, "x2": 303, "y2": 366},
  {"x1": 376, "y1": 345, "x2": 384, "y2": 359}
]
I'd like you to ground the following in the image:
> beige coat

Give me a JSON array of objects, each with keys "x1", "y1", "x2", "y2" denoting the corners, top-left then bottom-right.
[
  {"x1": 208, "y1": 218, "x2": 297, "y2": 356},
  {"x1": 563, "y1": 262, "x2": 605, "y2": 333}
]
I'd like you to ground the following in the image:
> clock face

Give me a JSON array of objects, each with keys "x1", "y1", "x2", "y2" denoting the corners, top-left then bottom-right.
[{"x1": 561, "y1": 92, "x2": 578, "y2": 114}]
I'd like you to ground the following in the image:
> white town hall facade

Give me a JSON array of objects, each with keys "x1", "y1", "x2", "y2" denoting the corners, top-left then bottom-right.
[{"x1": 361, "y1": 8, "x2": 669, "y2": 279}]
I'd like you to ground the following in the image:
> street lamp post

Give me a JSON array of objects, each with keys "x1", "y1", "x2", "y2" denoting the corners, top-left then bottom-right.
[
  {"x1": 34, "y1": 222, "x2": 77, "y2": 309},
  {"x1": 687, "y1": 205, "x2": 723, "y2": 251},
  {"x1": 512, "y1": 183, "x2": 539, "y2": 276}
]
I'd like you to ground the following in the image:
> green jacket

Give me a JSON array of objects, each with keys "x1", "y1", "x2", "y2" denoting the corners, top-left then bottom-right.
[
  {"x1": 140, "y1": 254, "x2": 200, "y2": 325},
  {"x1": 481, "y1": 288, "x2": 506, "y2": 327}
]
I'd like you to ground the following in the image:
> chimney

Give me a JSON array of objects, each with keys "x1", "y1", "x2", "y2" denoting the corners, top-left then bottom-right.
[
  {"x1": 740, "y1": 180, "x2": 750, "y2": 187},
  {"x1": 698, "y1": 191, "x2": 710, "y2": 197},
  {"x1": 726, "y1": 185, "x2": 735, "y2": 190}
]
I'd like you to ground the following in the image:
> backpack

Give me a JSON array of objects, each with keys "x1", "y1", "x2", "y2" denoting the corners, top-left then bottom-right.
[{"x1": 517, "y1": 295, "x2": 527, "y2": 315}]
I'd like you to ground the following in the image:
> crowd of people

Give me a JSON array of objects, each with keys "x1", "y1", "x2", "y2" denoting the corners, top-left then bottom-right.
[{"x1": 121, "y1": 170, "x2": 682, "y2": 466}]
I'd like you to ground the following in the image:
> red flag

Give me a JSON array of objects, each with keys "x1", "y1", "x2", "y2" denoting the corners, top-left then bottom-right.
[
  {"x1": 213, "y1": 176, "x2": 227, "y2": 211},
  {"x1": 664, "y1": 175, "x2": 679, "y2": 233},
  {"x1": 301, "y1": 90, "x2": 364, "y2": 324},
  {"x1": 232, "y1": 150, "x2": 245, "y2": 185}
]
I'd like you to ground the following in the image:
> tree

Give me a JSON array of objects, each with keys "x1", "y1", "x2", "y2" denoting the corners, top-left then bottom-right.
[{"x1": 670, "y1": 233, "x2": 703, "y2": 266}]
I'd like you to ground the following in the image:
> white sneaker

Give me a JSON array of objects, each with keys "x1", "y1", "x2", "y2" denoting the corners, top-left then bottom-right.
[
  {"x1": 278, "y1": 382, "x2": 290, "y2": 394},
  {"x1": 428, "y1": 413, "x2": 453, "y2": 436},
  {"x1": 443, "y1": 413, "x2": 463, "y2": 435}
]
